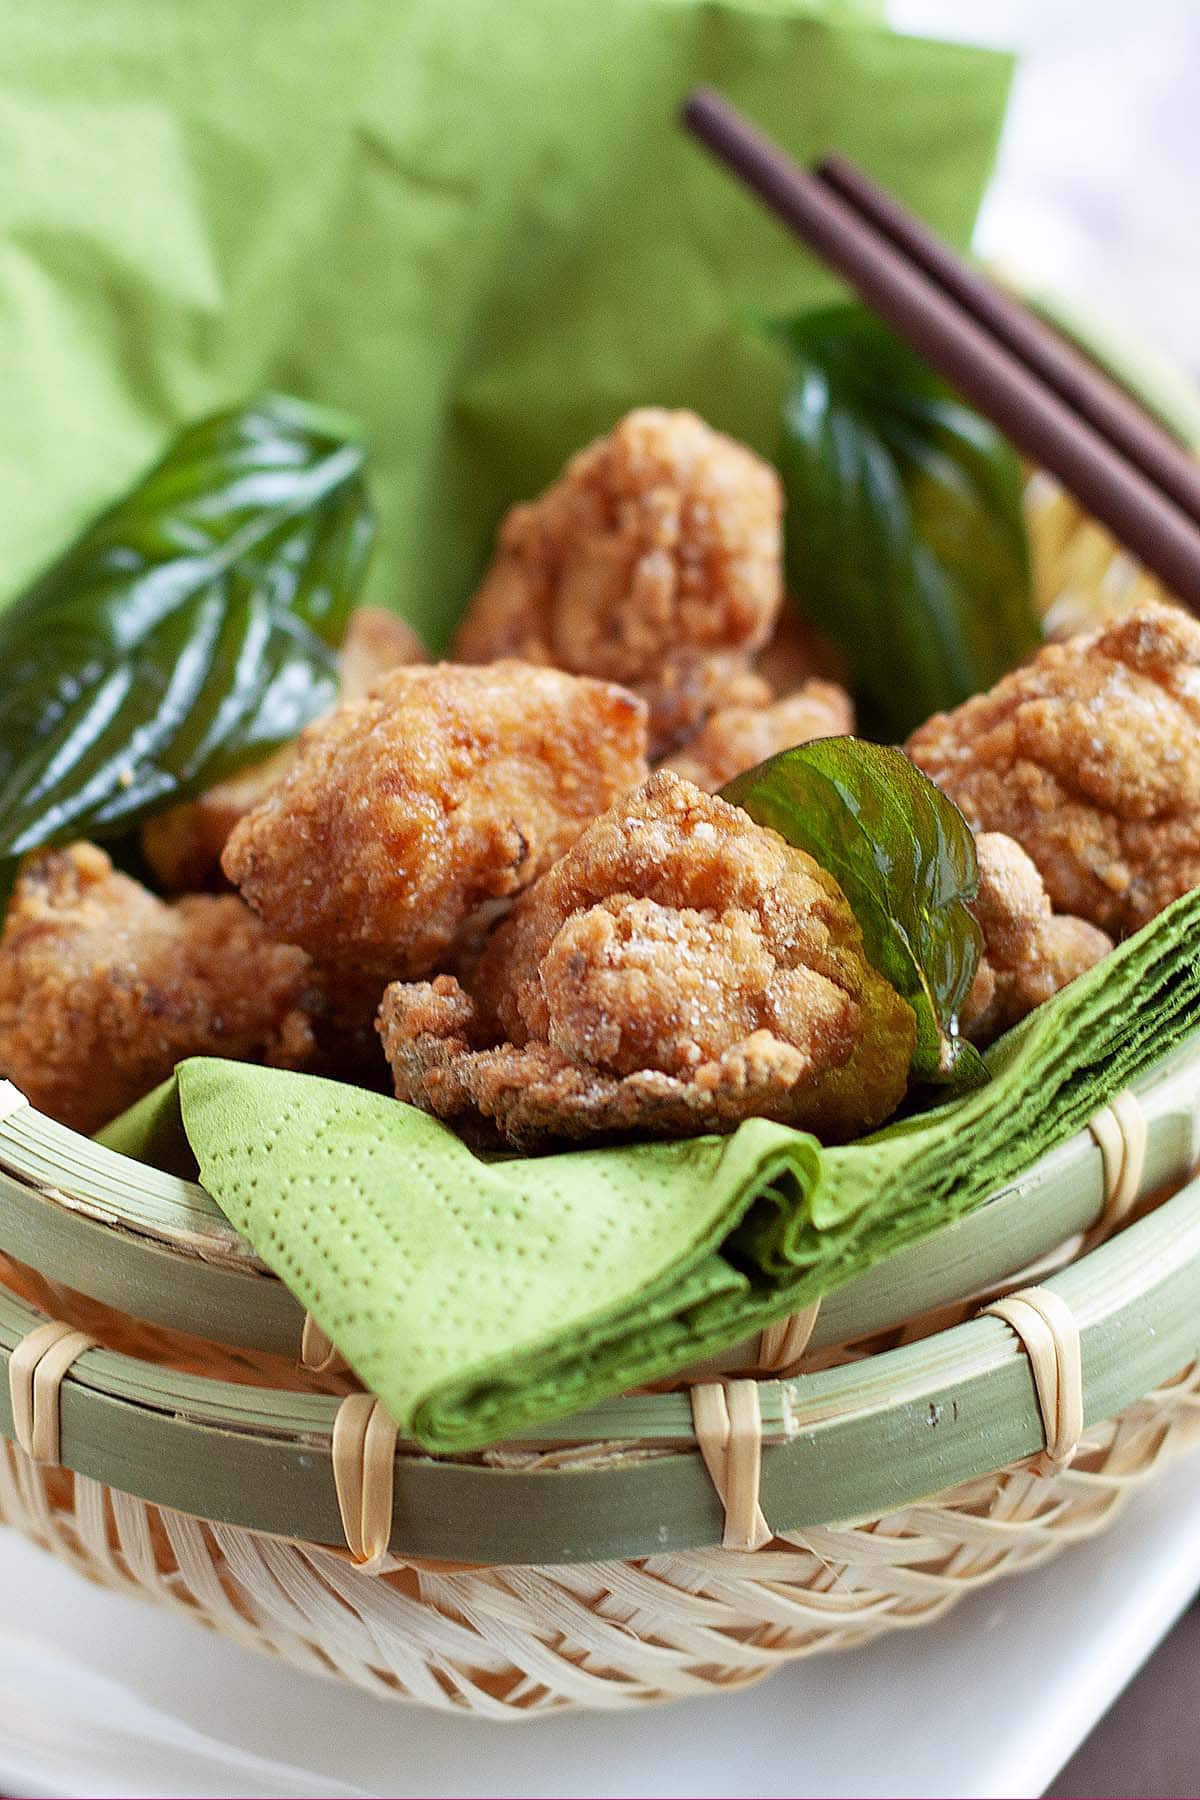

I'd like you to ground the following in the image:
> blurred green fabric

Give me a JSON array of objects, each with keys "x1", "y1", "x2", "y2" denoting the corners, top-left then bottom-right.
[{"x1": 0, "y1": 1, "x2": 1011, "y2": 645}]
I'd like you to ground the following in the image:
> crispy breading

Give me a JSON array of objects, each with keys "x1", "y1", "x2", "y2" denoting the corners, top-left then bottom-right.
[
  {"x1": 907, "y1": 600, "x2": 1200, "y2": 934},
  {"x1": 223, "y1": 661, "x2": 649, "y2": 985},
  {"x1": 662, "y1": 679, "x2": 854, "y2": 791},
  {"x1": 0, "y1": 844, "x2": 319, "y2": 1132},
  {"x1": 451, "y1": 409, "x2": 784, "y2": 756},
  {"x1": 378, "y1": 771, "x2": 914, "y2": 1146},
  {"x1": 142, "y1": 607, "x2": 427, "y2": 891},
  {"x1": 961, "y1": 833, "x2": 1113, "y2": 1044}
]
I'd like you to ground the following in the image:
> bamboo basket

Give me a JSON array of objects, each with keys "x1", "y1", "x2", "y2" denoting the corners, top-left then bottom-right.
[{"x1": 1, "y1": 468, "x2": 1200, "y2": 1717}]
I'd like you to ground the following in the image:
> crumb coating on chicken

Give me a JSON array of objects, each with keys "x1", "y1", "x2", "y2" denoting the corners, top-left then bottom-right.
[
  {"x1": 961, "y1": 832, "x2": 1112, "y2": 1043},
  {"x1": 662, "y1": 679, "x2": 853, "y2": 791},
  {"x1": 0, "y1": 843, "x2": 318, "y2": 1131},
  {"x1": 908, "y1": 600, "x2": 1200, "y2": 935},
  {"x1": 452, "y1": 409, "x2": 783, "y2": 755},
  {"x1": 378, "y1": 771, "x2": 914, "y2": 1146},
  {"x1": 222, "y1": 661, "x2": 649, "y2": 986},
  {"x1": 141, "y1": 607, "x2": 427, "y2": 893}
]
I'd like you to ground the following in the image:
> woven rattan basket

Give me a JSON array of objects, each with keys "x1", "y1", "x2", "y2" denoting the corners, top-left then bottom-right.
[{"x1": 1, "y1": 469, "x2": 1200, "y2": 1716}]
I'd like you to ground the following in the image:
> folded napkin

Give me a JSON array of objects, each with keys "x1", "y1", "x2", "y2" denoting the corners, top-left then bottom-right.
[{"x1": 105, "y1": 886, "x2": 1200, "y2": 1451}]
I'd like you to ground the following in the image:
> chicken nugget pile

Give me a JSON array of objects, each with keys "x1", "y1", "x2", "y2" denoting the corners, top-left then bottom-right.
[{"x1": 4, "y1": 406, "x2": 1191, "y2": 1148}]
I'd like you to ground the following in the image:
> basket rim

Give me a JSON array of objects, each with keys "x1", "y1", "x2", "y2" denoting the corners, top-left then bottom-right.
[
  {"x1": 1, "y1": 1141, "x2": 1198, "y2": 1564},
  {"x1": 4, "y1": 1034, "x2": 1200, "y2": 1376}
]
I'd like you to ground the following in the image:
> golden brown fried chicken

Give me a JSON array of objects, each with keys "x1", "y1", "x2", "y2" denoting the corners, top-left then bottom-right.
[
  {"x1": 378, "y1": 771, "x2": 914, "y2": 1147},
  {"x1": 907, "y1": 600, "x2": 1200, "y2": 935},
  {"x1": 142, "y1": 607, "x2": 427, "y2": 891},
  {"x1": 0, "y1": 844, "x2": 319, "y2": 1132},
  {"x1": 452, "y1": 409, "x2": 784, "y2": 756},
  {"x1": 662, "y1": 679, "x2": 854, "y2": 792},
  {"x1": 961, "y1": 833, "x2": 1113, "y2": 1044},
  {"x1": 223, "y1": 661, "x2": 649, "y2": 987}
]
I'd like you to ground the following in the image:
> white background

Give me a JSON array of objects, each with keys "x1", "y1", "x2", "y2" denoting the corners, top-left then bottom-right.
[{"x1": 893, "y1": 0, "x2": 1200, "y2": 371}]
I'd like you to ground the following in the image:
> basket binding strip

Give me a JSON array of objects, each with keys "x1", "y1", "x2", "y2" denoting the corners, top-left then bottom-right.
[
  {"x1": 2, "y1": 1033, "x2": 1197, "y2": 1384},
  {"x1": 0, "y1": 1118, "x2": 1198, "y2": 1566}
]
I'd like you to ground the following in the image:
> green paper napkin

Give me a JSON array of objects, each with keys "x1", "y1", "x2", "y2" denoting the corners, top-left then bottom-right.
[
  {"x1": 108, "y1": 888, "x2": 1200, "y2": 1452},
  {"x1": 0, "y1": 2, "x2": 1010, "y2": 646}
]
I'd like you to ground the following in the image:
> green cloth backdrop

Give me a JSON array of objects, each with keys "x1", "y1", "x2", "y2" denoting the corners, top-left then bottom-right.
[{"x1": 0, "y1": 1, "x2": 1011, "y2": 643}]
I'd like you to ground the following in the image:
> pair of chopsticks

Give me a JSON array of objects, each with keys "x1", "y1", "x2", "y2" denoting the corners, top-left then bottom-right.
[{"x1": 681, "y1": 88, "x2": 1200, "y2": 611}]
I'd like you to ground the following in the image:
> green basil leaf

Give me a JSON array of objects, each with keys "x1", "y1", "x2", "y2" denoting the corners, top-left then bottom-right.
[
  {"x1": 722, "y1": 736, "x2": 987, "y2": 1087},
  {"x1": 0, "y1": 394, "x2": 374, "y2": 862},
  {"x1": 774, "y1": 303, "x2": 1041, "y2": 740}
]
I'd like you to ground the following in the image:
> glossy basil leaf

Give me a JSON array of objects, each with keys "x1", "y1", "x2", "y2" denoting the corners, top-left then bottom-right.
[
  {"x1": 774, "y1": 304, "x2": 1040, "y2": 740},
  {"x1": 722, "y1": 736, "x2": 987, "y2": 1087},
  {"x1": 0, "y1": 394, "x2": 374, "y2": 862}
]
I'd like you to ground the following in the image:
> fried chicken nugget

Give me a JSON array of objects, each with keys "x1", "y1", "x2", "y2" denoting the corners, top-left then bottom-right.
[
  {"x1": 378, "y1": 771, "x2": 915, "y2": 1147},
  {"x1": 223, "y1": 661, "x2": 649, "y2": 986},
  {"x1": 907, "y1": 600, "x2": 1200, "y2": 935},
  {"x1": 662, "y1": 679, "x2": 854, "y2": 792},
  {"x1": 142, "y1": 607, "x2": 428, "y2": 891},
  {"x1": 0, "y1": 843, "x2": 319, "y2": 1132},
  {"x1": 961, "y1": 833, "x2": 1113, "y2": 1044},
  {"x1": 452, "y1": 409, "x2": 784, "y2": 756}
]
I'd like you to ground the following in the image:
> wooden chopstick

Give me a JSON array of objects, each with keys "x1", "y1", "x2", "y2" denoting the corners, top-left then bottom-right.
[
  {"x1": 816, "y1": 152, "x2": 1200, "y2": 531},
  {"x1": 680, "y1": 87, "x2": 1200, "y2": 612}
]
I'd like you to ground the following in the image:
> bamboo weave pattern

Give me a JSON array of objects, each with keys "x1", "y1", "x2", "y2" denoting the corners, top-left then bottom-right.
[{"x1": 0, "y1": 1367, "x2": 1195, "y2": 1715}]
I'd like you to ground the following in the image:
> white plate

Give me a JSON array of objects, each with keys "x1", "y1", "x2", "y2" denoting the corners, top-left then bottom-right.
[{"x1": 1, "y1": 1442, "x2": 1199, "y2": 1799}]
